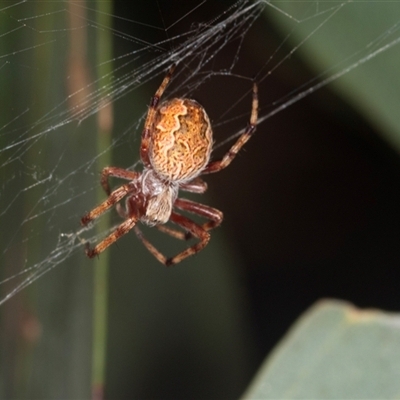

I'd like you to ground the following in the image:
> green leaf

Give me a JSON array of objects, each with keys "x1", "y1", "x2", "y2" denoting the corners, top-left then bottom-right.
[
  {"x1": 265, "y1": 1, "x2": 400, "y2": 152},
  {"x1": 243, "y1": 300, "x2": 400, "y2": 399}
]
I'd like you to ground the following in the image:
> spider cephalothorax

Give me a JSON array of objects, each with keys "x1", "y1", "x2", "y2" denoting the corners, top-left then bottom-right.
[{"x1": 81, "y1": 65, "x2": 258, "y2": 266}]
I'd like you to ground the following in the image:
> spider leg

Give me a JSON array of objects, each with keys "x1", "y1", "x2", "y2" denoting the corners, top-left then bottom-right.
[
  {"x1": 203, "y1": 82, "x2": 258, "y2": 174},
  {"x1": 85, "y1": 216, "x2": 138, "y2": 258},
  {"x1": 134, "y1": 211, "x2": 210, "y2": 266},
  {"x1": 175, "y1": 198, "x2": 223, "y2": 232},
  {"x1": 155, "y1": 198, "x2": 223, "y2": 240},
  {"x1": 99, "y1": 167, "x2": 140, "y2": 219},
  {"x1": 155, "y1": 224, "x2": 187, "y2": 240},
  {"x1": 140, "y1": 64, "x2": 176, "y2": 167},
  {"x1": 81, "y1": 183, "x2": 133, "y2": 226},
  {"x1": 100, "y1": 166, "x2": 139, "y2": 195},
  {"x1": 179, "y1": 177, "x2": 208, "y2": 194}
]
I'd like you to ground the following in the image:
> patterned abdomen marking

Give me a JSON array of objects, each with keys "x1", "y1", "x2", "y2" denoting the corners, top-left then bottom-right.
[{"x1": 150, "y1": 98, "x2": 213, "y2": 182}]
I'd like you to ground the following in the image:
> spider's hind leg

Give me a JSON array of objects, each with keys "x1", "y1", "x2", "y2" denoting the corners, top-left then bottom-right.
[{"x1": 202, "y1": 81, "x2": 258, "y2": 174}]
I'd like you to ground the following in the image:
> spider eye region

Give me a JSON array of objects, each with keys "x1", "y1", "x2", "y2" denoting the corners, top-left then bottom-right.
[{"x1": 150, "y1": 98, "x2": 213, "y2": 182}]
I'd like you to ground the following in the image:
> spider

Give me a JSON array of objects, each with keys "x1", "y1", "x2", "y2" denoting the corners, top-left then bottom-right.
[{"x1": 81, "y1": 65, "x2": 258, "y2": 266}]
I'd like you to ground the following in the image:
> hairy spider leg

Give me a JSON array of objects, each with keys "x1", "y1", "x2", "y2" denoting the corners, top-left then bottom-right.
[
  {"x1": 85, "y1": 216, "x2": 138, "y2": 258},
  {"x1": 179, "y1": 177, "x2": 208, "y2": 194},
  {"x1": 140, "y1": 64, "x2": 176, "y2": 168},
  {"x1": 134, "y1": 210, "x2": 211, "y2": 266},
  {"x1": 100, "y1": 166, "x2": 139, "y2": 195},
  {"x1": 203, "y1": 82, "x2": 258, "y2": 174},
  {"x1": 99, "y1": 166, "x2": 140, "y2": 217},
  {"x1": 156, "y1": 197, "x2": 223, "y2": 240},
  {"x1": 81, "y1": 181, "x2": 139, "y2": 258},
  {"x1": 81, "y1": 183, "x2": 134, "y2": 225},
  {"x1": 155, "y1": 177, "x2": 209, "y2": 239}
]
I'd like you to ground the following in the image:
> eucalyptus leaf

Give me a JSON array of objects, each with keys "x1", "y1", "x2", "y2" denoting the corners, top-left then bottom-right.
[{"x1": 243, "y1": 300, "x2": 400, "y2": 399}]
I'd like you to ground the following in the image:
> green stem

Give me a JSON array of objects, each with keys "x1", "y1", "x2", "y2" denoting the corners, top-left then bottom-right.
[{"x1": 92, "y1": 1, "x2": 113, "y2": 399}]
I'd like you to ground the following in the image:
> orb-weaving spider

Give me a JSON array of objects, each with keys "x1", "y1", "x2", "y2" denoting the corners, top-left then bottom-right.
[{"x1": 81, "y1": 65, "x2": 258, "y2": 266}]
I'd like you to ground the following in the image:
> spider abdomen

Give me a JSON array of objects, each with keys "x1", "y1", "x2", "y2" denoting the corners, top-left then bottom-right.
[{"x1": 150, "y1": 98, "x2": 213, "y2": 182}]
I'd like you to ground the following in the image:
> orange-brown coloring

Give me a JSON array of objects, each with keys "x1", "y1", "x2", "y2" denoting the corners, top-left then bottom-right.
[
  {"x1": 81, "y1": 64, "x2": 258, "y2": 265},
  {"x1": 149, "y1": 98, "x2": 213, "y2": 182}
]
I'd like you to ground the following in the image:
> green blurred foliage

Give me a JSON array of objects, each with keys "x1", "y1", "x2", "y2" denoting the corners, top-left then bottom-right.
[{"x1": 244, "y1": 300, "x2": 400, "y2": 399}]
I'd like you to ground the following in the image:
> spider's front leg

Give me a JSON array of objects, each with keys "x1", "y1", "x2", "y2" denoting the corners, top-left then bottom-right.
[
  {"x1": 98, "y1": 167, "x2": 140, "y2": 219},
  {"x1": 156, "y1": 198, "x2": 223, "y2": 240},
  {"x1": 85, "y1": 216, "x2": 138, "y2": 258},
  {"x1": 81, "y1": 183, "x2": 134, "y2": 226},
  {"x1": 175, "y1": 198, "x2": 223, "y2": 232},
  {"x1": 135, "y1": 197, "x2": 223, "y2": 265},
  {"x1": 167, "y1": 212, "x2": 211, "y2": 265},
  {"x1": 179, "y1": 177, "x2": 208, "y2": 194},
  {"x1": 100, "y1": 166, "x2": 139, "y2": 196},
  {"x1": 134, "y1": 211, "x2": 210, "y2": 266}
]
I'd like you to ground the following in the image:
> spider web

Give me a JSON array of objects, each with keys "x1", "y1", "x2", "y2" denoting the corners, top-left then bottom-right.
[
  {"x1": 1, "y1": 0, "x2": 400, "y2": 396},
  {"x1": 0, "y1": 0, "x2": 273, "y2": 306}
]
